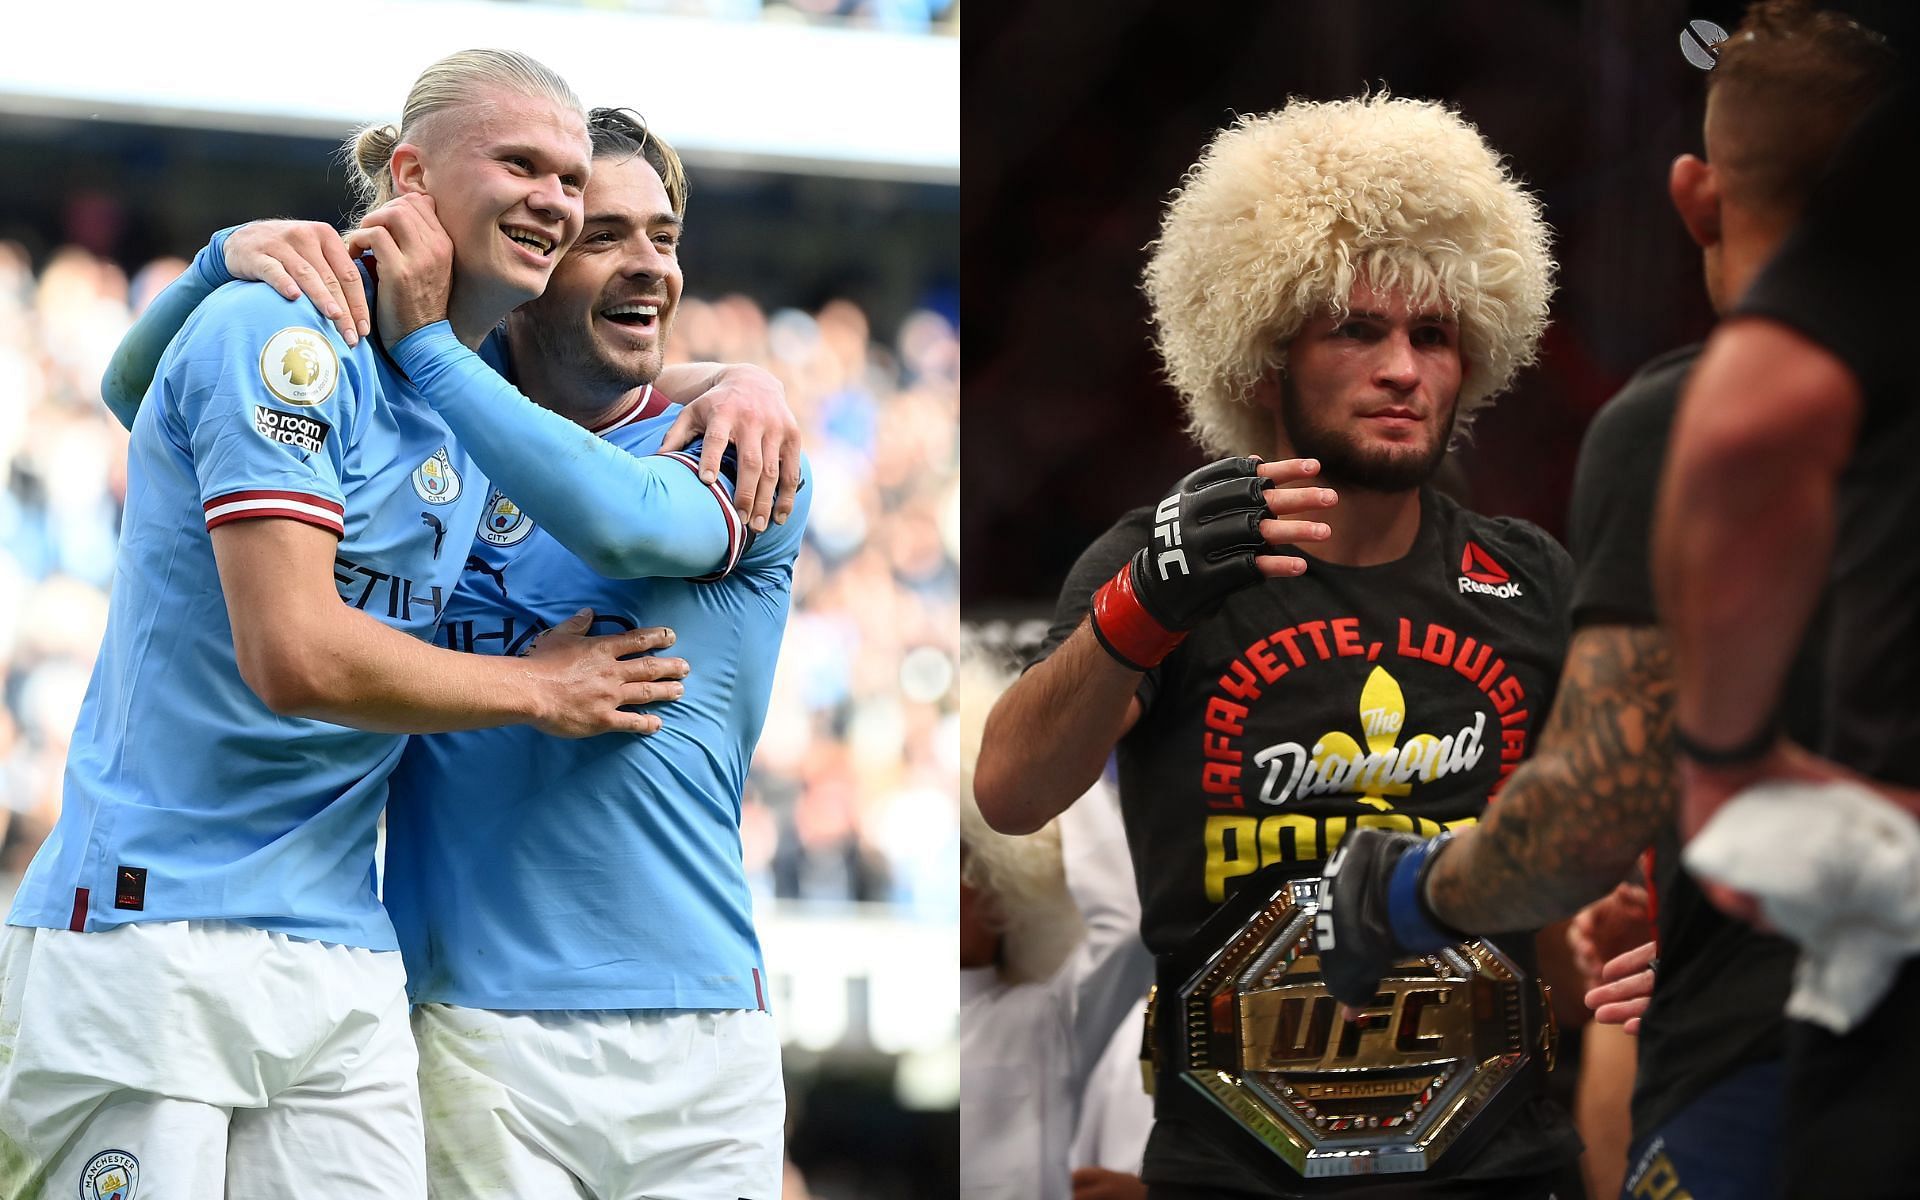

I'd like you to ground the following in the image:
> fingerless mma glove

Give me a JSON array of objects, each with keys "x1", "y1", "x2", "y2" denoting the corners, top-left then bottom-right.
[{"x1": 1089, "y1": 456, "x2": 1273, "y2": 671}]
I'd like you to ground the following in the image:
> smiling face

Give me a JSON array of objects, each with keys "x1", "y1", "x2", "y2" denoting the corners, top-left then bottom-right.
[
  {"x1": 1272, "y1": 279, "x2": 1463, "y2": 491},
  {"x1": 513, "y1": 153, "x2": 683, "y2": 395},
  {"x1": 408, "y1": 85, "x2": 591, "y2": 313}
]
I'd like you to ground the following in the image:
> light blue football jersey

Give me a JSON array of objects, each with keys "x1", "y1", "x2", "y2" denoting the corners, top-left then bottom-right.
[
  {"x1": 8, "y1": 281, "x2": 491, "y2": 950},
  {"x1": 382, "y1": 392, "x2": 812, "y2": 1010}
]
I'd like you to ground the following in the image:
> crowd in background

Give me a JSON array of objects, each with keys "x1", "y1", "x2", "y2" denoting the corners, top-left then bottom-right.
[
  {"x1": 0, "y1": 239, "x2": 961, "y2": 938},
  {"x1": 492, "y1": 0, "x2": 958, "y2": 34}
]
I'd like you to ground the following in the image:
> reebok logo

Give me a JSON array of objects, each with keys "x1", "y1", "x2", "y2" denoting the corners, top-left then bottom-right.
[
  {"x1": 1458, "y1": 541, "x2": 1523, "y2": 598},
  {"x1": 1460, "y1": 541, "x2": 1509, "y2": 583}
]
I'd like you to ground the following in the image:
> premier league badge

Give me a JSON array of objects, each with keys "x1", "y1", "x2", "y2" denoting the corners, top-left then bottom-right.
[
  {"x1": 81, "y1": 1148, "x2": 139, "y2": 1200},
  {"x1": 479, "y1": 488, "x2": 535, "y2": 547},
  {"x1": 258, "y1": 327, "x2": 338, "y2": 407},
  {"x1": 412, "y1": 447, "x2": 464, "y2": 506}
]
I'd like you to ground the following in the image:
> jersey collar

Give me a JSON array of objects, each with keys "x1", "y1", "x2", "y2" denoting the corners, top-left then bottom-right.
[{"x1": 589, "y1": 385, "x2": 669, "y2": 437}]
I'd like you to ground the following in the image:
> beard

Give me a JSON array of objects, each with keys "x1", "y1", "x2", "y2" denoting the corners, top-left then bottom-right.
[
  {"x1": 517, "y1": 301, "x2": 664, "y2": 396},
  {"x1": 1279, "y1": 381, "x2": 1456, "y2": 492}
]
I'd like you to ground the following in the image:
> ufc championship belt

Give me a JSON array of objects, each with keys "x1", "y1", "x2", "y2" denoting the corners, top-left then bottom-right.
[{"x1": 1147, "y1": 870, "x2": 1555, "y2": 1180}]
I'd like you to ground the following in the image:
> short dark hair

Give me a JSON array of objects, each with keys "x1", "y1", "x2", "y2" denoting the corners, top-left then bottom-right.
[
  {"x1": 1707, "y1": 0, "x2": 1895, "y2": 218},
  {"x1": 587, "y1": 107, "x2": 689, "y2": 218}
]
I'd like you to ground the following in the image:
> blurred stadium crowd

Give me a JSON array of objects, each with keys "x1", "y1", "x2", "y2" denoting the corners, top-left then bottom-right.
[
  {"x1": 0, "y1": 239, "x2": 962, "y2": 939},
  {"x1": 0, "y1": 0, "x2": 957, "y2": 1191},
  {"x1": 523, "y1": 0, "x2": 958, "y2": 32}
]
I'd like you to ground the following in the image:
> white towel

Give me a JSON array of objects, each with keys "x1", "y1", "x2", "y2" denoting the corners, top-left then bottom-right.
[{"x1": 1683, "y1": 779, "x2": 1920, "y2": 1033}]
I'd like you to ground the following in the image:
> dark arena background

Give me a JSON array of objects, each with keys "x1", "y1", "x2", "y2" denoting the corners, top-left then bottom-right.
[
  {"x1": 960, "y1": 5, "x2": 1900, "y2": 1193},
  {"x1": 961, "y1": 0, "x2": 1903, "y2": 630},
  {"x1": 0, "y1": 4, "x2": 956, "y2": 1197}
]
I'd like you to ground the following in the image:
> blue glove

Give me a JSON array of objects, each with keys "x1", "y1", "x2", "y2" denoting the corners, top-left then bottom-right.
[{"x1": 1315, "y1": 829, "x2": 1464, "y2": 1006}]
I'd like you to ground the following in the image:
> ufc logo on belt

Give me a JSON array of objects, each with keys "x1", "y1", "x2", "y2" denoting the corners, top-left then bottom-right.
[
  {"x1": 1153, "y1": 493, "x2": 1189, "y2": 580},
  {"x1": 1245, "y1": 979, "x2": 1460, "y2": 1073}
]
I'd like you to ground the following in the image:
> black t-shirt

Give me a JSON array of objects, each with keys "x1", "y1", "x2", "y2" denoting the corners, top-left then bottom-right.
[
  {"x1": 1038, "y1": 487, "x2": 1581, "y2": 1194},
  {"x1": 1734, "y1": 84, "x2": 1919, "y2": 787},
  {"x1": 1566, "y1": 344, "x2": 1801, "y2": 1139}
]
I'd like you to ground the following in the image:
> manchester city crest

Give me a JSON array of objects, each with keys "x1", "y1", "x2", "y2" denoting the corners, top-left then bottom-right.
[
  {"x1": 479, "y1": 488, "x2": 535, "y2": 546},
  {"x1": 81, "y1": 1148, "x2": 139, "y2": 1200},
  {"x1": 412, "y1": 447, "x2": 464, "y2": 505}
]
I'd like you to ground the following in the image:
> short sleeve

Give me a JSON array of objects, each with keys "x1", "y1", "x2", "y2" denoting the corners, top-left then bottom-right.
[
  {"x1": 169, "y1": 284, "x2": 358, "y2": 539},
  {"x1": 1734, "y1": 86, "x2": 1911, "y2": 417},
  {"x1": 1035, "y1": 508, "x2": 1148, "y2": 663},
  {"x1": 671, "y1": 442, "x2": 814, "y2": 580},
  {"x1": 1566, "y1": 351, "x2": 1693, "y2": 627},
  {"x1": 1031, "y1": 507, "x2": 1165, "y2": 709},
  {"x1": 657, "y1": 445, "x2": 751, "y2": 580}
]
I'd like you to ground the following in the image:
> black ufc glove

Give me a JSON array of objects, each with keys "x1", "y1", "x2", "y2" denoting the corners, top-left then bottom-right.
[
  {"x1": 1315, "y1": 829, "x2": 1464, "y2": 1006},
  {"x1": 1089, "y1": 456, "x2": 1272, "y2": 670}
]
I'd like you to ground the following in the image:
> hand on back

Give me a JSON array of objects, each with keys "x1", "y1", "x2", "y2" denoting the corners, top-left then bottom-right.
[{"x1": 522, "y1": 610, "x2": 690, "y2": 738}]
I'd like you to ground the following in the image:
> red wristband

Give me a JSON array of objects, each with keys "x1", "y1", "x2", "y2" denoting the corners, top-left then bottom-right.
[{"x1": 1090, "y1": 561, "x2": 1186, "y2": 672}]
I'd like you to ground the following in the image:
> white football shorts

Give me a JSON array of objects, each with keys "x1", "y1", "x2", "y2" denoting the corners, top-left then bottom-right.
[
  {"x1": 0, "y1": 920, "x2": 425, "y2": 1199},
  {"x1": 412, "y1": 1004, "x2": 785, "y2": 1200}
]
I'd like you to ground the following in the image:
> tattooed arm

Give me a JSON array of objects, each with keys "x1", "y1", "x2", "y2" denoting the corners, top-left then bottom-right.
[{"x1": 1421, "y1": 623, "x2": 1674, "y2": 933}]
